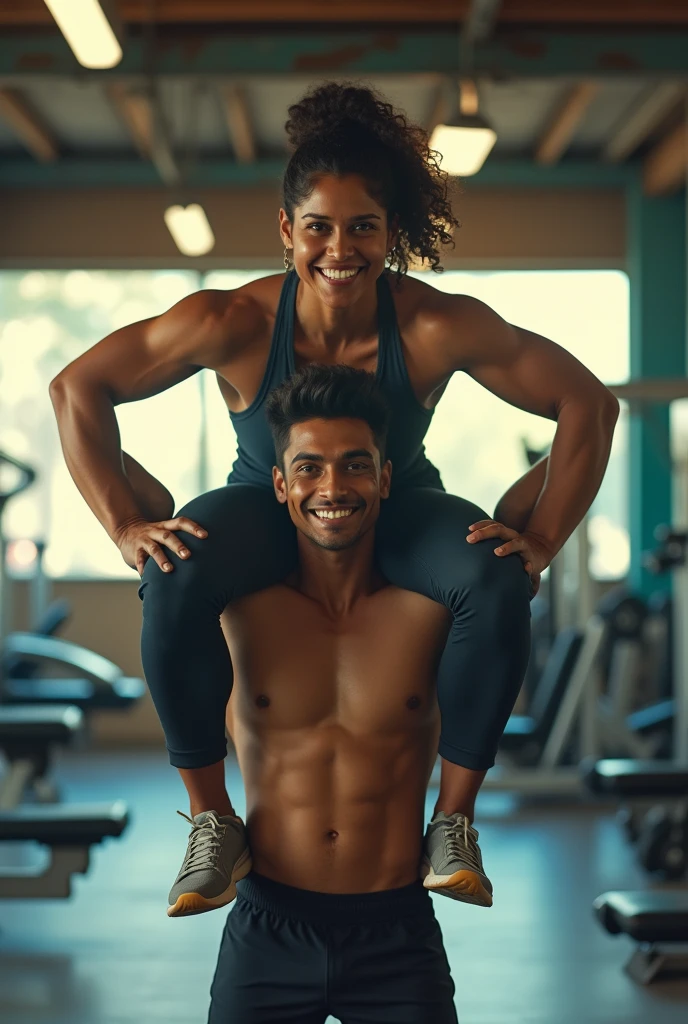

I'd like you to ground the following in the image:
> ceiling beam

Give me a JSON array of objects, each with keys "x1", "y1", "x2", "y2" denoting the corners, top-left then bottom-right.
[
  {"x1": 534, "y1": 82, "x2": 598, "y2": 166},
  {"x1": 3, "y1": 30, "x2": 688, "y2": 78},
  {"x1": 643, "y1": 116, "x2": 688, "y2": 196},
  {"x1": 462, "y1": 0, "x2": 502, "y2": 44},
  {"x1": 2, "y1": 1, "x2": 688, "y2": 27},
  {"x1": 0, "y1": 156, "x2": 638, "y2": 190},
  {"x1": 0, "y1": 87, "x2": 58, "y2": 161},
  {"x1": 604, "y1": 81, "x2": 686, "y2": 162},
  {"x1": 221, "y1": 84, "x2": 256, "y2": 164},
  {"x1": 106, "y1": 83, "x2": 180, "y2": 185}
]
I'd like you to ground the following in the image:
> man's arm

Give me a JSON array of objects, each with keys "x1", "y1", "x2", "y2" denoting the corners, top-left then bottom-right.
[
  {"x1": 49, "y1": 287, "x2": 263, "y2": 572},
  {"x1": 426, "y1": 292, "x2": 619, "y2": 561}
]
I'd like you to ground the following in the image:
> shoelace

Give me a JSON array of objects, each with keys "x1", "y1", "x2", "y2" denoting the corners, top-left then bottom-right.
[
  {"x1": 441, "y1": 816, "x2": 484, "y2": 874},
  {"x1": 175, "y1": 810, "x2": 228, "y2": 882}
]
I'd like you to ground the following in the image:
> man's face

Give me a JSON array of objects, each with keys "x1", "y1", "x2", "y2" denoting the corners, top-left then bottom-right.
[{"x1": 273, "y1": 417, "x2": 391, "y2": 551}]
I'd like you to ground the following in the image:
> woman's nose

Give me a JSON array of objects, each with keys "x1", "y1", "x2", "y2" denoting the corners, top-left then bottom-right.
[{"x1": 326, "y1": 231, "x2": 353, "y2": 260}]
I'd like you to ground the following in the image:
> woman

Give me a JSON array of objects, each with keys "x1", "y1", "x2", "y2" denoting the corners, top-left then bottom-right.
[{"x1": 51, "y1": 83, "x2": 619, "y2": 917}]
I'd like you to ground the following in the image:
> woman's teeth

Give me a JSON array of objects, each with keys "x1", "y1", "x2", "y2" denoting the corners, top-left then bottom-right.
[
  {"x1": 318, "y1": 268, "x2": 360, "y2": 280},
  {"x1": 314, "y1": 509, "x2": 354, "y2": 519}
]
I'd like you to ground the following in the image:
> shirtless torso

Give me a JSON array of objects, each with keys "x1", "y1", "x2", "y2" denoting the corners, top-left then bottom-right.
[{"x1": 221, "y1": 572, "x2": 451, "y2": 894}]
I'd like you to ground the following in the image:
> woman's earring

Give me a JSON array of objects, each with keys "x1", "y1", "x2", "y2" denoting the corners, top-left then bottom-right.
[{"x1": 283, "y1": 246, "x2": 292, "y2": 271}]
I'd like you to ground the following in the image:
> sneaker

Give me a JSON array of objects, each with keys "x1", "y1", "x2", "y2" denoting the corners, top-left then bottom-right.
[
  {"x1": 167, "y1": 809, "x2": 252, "y2": 918},
  {"x1": 421, "y1": 811, "x2": 493, "y2": 907}
]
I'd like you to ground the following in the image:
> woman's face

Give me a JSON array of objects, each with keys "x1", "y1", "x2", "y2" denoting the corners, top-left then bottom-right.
[{"x1": 279, "y1": 173, "x2": 397, "y2": 307}]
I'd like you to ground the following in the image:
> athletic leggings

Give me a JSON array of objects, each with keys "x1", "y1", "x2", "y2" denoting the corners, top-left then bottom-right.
[{"x1": 139, "y1": 484, "x2": 532, "y2": 771}]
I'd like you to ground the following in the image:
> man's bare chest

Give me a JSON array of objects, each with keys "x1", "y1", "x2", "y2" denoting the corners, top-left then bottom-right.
[{"x1": 221, "y1": 585, "x2": 450, "y2": 733}]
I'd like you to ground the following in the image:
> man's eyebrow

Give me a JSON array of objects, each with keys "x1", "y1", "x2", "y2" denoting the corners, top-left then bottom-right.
[
  {"x1": 341, "y1": 449, "x2": 374, "y2": 460},
  {"x1": 289, "y1": 448, "x2": 374, "y2": 465},
  {"x1": 300, "y1": 212, "x2": 382, "y2": 221},
  {"x1": 290, "y1": 451, "x2": 323, "y2": 466}
]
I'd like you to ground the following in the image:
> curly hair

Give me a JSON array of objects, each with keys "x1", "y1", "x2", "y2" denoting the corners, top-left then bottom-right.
[{"x1": 282, "y1": 82, "x2": 460, "y2": 278}]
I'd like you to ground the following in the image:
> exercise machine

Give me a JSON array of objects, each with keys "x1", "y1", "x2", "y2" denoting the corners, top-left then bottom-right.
[
  {"x1": 0, "y1": 450, "x2": 132, "y2": 899},
  {"x1": 0, "y1": 704, "x2": 84, "y2": 808},
  {"x1": 594, "y1": 890, "x2": 688, "y2": 984},
  {"x1": 583, "y1": 758, "x2": 688, "y2": 880},
  {"x1": 0, "y1": 801, "x2": 129, "y2": 899}
]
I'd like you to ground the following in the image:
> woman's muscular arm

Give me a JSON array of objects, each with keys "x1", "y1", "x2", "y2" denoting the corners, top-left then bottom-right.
[
  {"x1": 421, "y1": 290, "x2": 619, "y2": 566},
  {"x1": 49, "y1": 287, "x2": 263, "y2": 573},
  {"x1": 493, "y1": 455, "x2": 549, "y2": 534}
]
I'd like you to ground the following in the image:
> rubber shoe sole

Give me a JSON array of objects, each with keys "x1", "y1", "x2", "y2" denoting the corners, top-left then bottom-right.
[
  {"x1": 167, "y1": 846, "x2": 253, "y2": 918},
  {"x1": 421, "y1": 860, "x2": 493, "y2": 908}
]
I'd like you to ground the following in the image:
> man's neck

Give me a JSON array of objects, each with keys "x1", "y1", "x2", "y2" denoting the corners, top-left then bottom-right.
[{"x1": 290, "y1": 530, "x2": 383, "y2": 617}]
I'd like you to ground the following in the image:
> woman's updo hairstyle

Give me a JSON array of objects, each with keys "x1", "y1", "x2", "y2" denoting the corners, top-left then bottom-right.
[{"x1": 283, "y1": 82, "x2": 459, "y2": 278}]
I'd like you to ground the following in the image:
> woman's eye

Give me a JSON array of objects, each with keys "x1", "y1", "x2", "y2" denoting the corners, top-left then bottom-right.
[
  {"x1": 307, "y1": 223, "x2": 326, "y2": 232},
  {"x1": 354, "y1": 223, "x2": 374, "y2": 231}
]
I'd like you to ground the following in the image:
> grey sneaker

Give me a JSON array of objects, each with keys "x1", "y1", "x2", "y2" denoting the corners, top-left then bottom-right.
[
  {"x1": 167, "y1": 809, "x2": 252, "y2": 918},
  {"x1": 421, "y1": 811, "x2": 493, "y2": 907}
]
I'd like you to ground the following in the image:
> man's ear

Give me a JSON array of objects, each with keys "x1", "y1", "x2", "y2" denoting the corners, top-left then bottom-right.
[
  {"x1": 273, "y1": 465, "x2": 288, "y2": 503},
  {"x1": 379, "y1": 459, "x2": 392, "y2": 500},
  {"x1": 278, "y1": 208, "x2": 293, "y2": 249}
]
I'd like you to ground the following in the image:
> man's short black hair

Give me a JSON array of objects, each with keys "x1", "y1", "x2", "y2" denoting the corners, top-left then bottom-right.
[{"x1": 265, "y1": 364, "x2": 390, "y2": 471}]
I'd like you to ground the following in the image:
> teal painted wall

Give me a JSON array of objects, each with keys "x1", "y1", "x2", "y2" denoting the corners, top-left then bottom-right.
[{"x1": 626, "y1": 179, "x2": 686, "y2": 595}]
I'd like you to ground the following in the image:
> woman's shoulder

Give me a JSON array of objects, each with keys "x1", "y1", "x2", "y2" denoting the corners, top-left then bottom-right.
[{"x1": 388, "y1": 271, "x2": 467, "y2": 334}]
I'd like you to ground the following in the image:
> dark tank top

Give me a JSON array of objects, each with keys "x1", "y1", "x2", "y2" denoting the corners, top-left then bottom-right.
[{"x1": 226, "y1": 270, "x2": 444, "y2": 493}]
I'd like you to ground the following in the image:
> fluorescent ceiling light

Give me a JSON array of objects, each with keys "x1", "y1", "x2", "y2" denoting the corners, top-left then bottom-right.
[
  {"x1": 43, "y1": 0, "x2": 122, "y2": 69},
  {"x1": 164, "y1": 204, "x2": 216, "y2": 257},
  {"x1": 430, "y1": 116, "x2": 497, "y2": 177},
  {"x1": 430, "y1": 78, "x2": 497, "y2": 177}
]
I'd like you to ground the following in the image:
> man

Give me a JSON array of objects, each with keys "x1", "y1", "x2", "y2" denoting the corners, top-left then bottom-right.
[{"x1": 195, "y1": 363, "x2": 492, "y2": 1023}]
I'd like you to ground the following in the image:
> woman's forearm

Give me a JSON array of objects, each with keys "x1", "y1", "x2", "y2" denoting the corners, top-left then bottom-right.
[
  {"x1": 521, "y1": 398, "x2": 619, "y2": 557},
  {"x1": 494, "y1": 456, "x2": 549, "y2": 533},
  {"x1": 49, "y1": 376, "x2": 166, "y2": 540}
]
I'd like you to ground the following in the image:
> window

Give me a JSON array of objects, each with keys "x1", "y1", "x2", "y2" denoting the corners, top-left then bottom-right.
[
  {"x1": 0, "y1": 268, "x2": 628, "y2": 581},
  {"x1": 413, "y1": 270, "x2": 629, "y2": 580}
]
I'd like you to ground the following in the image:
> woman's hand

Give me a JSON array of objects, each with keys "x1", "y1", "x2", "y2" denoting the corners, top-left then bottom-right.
[
  {"x1": 114, "y1": 516, "x2": 208, "y2": 577},
  {"x1": 466, "y1": 519, "x2": 553, "y2": 598}
]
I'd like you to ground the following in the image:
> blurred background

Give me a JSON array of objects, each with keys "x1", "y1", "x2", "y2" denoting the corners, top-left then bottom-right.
[{"x1": 0, "y1": 4, "x2": 687, "y2": 1024}]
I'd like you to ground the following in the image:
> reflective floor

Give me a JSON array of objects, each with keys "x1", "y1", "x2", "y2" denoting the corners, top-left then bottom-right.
[{"x1": 0, "y1": 749, "x2": 686, "y2": 1024}]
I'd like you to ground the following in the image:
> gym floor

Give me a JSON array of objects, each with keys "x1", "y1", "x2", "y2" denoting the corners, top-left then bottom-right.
[{"x1": 0, "y1": 750, "x2": 686, "y2": 1024}]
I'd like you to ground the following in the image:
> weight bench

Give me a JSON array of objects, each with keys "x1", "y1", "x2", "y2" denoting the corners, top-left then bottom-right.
[
  {"x1": 594, "y1": 890, "x2": 688, "y2": 983},
  {"x1": 0, "y1": 704, "x2": 84, "y2": 808},
  {"x1": 582, "y1": 758, "x2": 688, "y2": 798},
  {"x1": 0, "y1": 800, "x2": 129, "y2": 898},
  {"x1": 582, "y1": 759, "x2": 688, "y2": 880},
  {"x1": 1, "y1": 632, "x2": 145, "y2": 710}
]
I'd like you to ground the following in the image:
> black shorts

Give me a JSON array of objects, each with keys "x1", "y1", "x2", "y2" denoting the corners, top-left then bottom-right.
[{"x1": 207, "y1": 871, "x2": 458, "y2": 1024}]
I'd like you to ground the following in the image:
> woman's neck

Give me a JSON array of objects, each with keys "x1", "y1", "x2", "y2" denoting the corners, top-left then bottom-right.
[{"x1": 295, "y1": 273, "x2": 380, "y2": 349}]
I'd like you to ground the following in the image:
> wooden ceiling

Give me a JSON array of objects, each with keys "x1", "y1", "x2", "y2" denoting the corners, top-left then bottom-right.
[{"x1": 2, "y1": 0, "x2": 688, "y2": 27}]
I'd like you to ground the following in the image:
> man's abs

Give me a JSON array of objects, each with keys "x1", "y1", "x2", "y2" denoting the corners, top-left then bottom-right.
[{"x1": 221, "y1": 583, "x2": 451, "y2": 893}]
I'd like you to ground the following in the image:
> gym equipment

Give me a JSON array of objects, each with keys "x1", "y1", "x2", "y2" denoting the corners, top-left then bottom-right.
[
  {"x1": 1, "y1": 633, "x2": 145, "y2": 709},
  {"x1": 0, "y1": 448, "x2": 145, "y2": 712},
  {"x1": 608, "y1": 378, "x2": 688, "y2": 763},
  {"x1": 0, "y1": 704, "x2": 84, "y2": 808},
  {"x1": 583, "y1": 759, "x2": 688, "y2": 880},
  {"x1": 0, "y1": 450, "x2": 132, "y2": 900},
  {"x1": 0, "y1": 801, "x2": 129, "y2": 899},
  {"x1": 594, "y1": 891, "x2": 688, "y2": 984}
]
